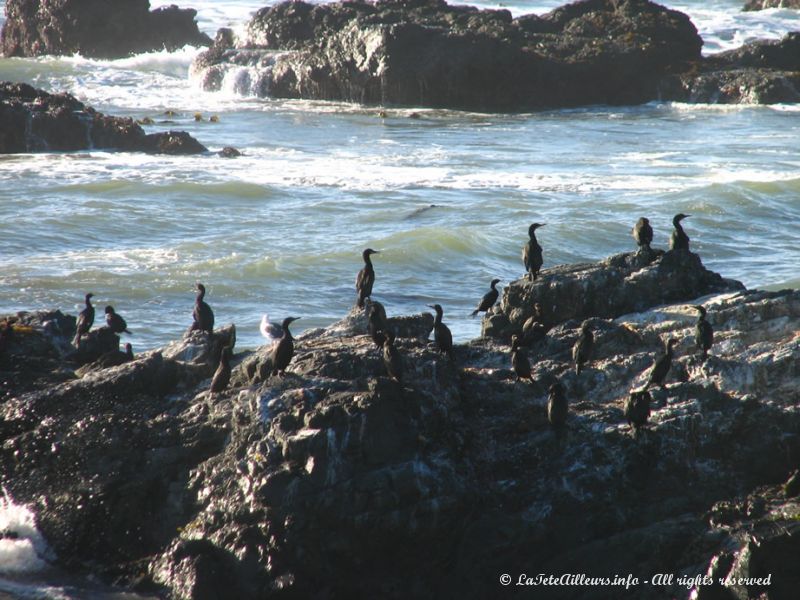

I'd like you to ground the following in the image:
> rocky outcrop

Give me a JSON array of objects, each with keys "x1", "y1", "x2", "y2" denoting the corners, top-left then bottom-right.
[
  {"x1": 743, "y1": 0, "x2": 800, "y2": 10},
  {"x1": 2, "y1": 257, "x2": 800, "y2": 599},
  {"x1": 659, "y1": 33, "x2": 800, "y2": 104},
  {"x1": 483, "y1": 248, "x2": 744, "y2": 342},
  {"x1": 1, "y1": 0, "x2": 211, "y2": 59},
  {"x1": 191, "y1": 0, "x2": 702, "y2": 111},
  {"x1": 0, "y1": 82, "x2": 207, "y2": 154}
]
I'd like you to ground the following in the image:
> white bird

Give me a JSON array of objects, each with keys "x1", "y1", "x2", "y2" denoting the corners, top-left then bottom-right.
[{"x1": 260, "y1": 314, "x2": 283, "y2": 344}]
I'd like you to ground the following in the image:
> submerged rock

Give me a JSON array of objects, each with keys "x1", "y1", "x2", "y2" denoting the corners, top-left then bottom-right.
[
  {"x1": 0, "y1": 82, "x2": 208, "y2": 154},
  {"x1": 2, "y1": 262, "x2": 799, "y2": 599},
  {"x1": 1, "y1": 0, "x2": 211, "y2": 59},
  {"x1": 191, "y1": 0, "x2": 702, "y2": 111}
]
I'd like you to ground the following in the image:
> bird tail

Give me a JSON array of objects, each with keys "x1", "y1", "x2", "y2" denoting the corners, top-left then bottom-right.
[{"x1": 470, "y1": 309, "x2": 478, "y2": 317}]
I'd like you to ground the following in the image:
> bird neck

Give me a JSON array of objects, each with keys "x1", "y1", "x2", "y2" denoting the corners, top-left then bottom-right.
[{"x1": 197, "y1": 289, "x2": 205, "y2": 302}]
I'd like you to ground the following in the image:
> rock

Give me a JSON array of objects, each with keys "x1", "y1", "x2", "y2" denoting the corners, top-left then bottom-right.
[
  {"x1": 1, "y1": 0, "x2": 212, "y2": 59},
  {"x1": 191, "y1": 0, "x2": 702, "y2": 111},
  {"x1": 743, "y1": 0, "x2": 800, "y2": 10},
  {"x1": 659, "y1": 33, "x2": 800, "y2": 104},
  {"x1": 2, "y1": 272, "x2": 800, "y2": 598},
  {"x1": 0, "y1": 82, "x2": 207, "y2": 154},
  {"x1": 218, "y1": 146, "x2": 241, "y2": 158},
  {"x1": 483, "y1": 249, "x2": 744, "y2": 343}
]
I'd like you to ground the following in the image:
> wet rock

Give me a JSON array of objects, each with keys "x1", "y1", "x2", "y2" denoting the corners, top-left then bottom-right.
[
  {"x1": 484, "y1": 249, "x2": 743, "y2": 342},
  {"x1": 0, "y1": 82, "x2": 207, "y2": 154},
  {"x1": 1, "y1": 0, "x2": 211, "y2": 59},
  {"x1": 191, "y1": 0, "x2": 702, "y2": 111}
]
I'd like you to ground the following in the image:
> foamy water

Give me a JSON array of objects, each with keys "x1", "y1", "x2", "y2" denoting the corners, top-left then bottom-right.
[{"x1": 1, "y1": 0, "x2": 799, "y2": 353}]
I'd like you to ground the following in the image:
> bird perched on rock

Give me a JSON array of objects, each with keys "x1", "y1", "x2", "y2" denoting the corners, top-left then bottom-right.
[
  {"x1": 624, "y1": 389, "x2": 651, "y2": 432},
  {"x1": 259, "y1": 314, "x2": 283, "y2": 344},
  {"x1": 471, "y1": 278, "x2": 501, "y2": 317},
  {"x1": 520, "y1": 303, "x2": 547, "y2": 346},
  {"x1": 382, "y1": 330, "x2": 403, "y2": 382},
  {"x1": 645, "y1": 338, "x2": 679, "y2": 389},
  {"x1": 522, "y1": 223, "x2": 545, "y2": 281},
  {"x1": 427, "y1": 303, "x2": 453, "y2": 359},
  {"x1": 669, "y1": 213, "x2": 691, "y2": 251},
  {"x1": 366, "y1": 299, "x2": 389, "y2": 349},
  {"x1": 73, "y1": 292, "x2": 95, "y2": 346},
  {"x1": 271, "y1": 317, "x2": 299, "y2": 376},
  {"x1": 356, "y1": 248, "x2": 379, "y2": 308},
  {"x1": 191, "y1": 283, "x2": 215, "y2": 334},
  {"x1": 210, "y1": 345, "x2": 232, "y2": 393},
  {"x1": 632, "y1": 217, "x2": 653, "y2": 252},
  {"x1": 693, "y1": 305, "x2": 713, "y2": 360},
  {"x1": 104, "y1": 306, "x2": 131, "y2": 335},
  {"x1": 511, "y1": 334, "x2": 534, "y2": 383},
  {"x1": 572, "y1": 321, "x2": 594, "y2": 375},
  {"x1": 547, "y1": 381, "x2": 568, "y2": 430},
  {"x1": 97, "y1": 342, "x2": 134, "y2": 369}
]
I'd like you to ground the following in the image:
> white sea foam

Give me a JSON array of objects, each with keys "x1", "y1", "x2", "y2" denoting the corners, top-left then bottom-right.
[{"x1": 0, "y1": 494, "x2": 51, "y2": 575}]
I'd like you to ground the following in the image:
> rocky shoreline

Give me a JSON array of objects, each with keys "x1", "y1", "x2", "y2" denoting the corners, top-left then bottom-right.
[{"x1": 2, "y1": 248, "x2": 798, "y2": 599}]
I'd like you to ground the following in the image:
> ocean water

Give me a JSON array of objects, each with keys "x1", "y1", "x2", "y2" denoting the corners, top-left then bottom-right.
[{"x1": 1, "y1": 0, "x2": 799, "y2": 596}]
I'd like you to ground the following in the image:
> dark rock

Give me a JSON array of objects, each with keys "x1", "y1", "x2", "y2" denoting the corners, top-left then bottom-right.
[
  {"x1": 219, "y1": 146, "x2": 241, "y2": 158},
  {"x1": 0, "y1": 82, "x2": 207, "y2": 154},
  {"x1": 743, "y1": 0, "x2": 800, "y2": 10},
  {"x1": 659, "y1": 33, "x2": 800, "y2": 104},
  {"x1": 192, "y1": 0, "x2": 702, "y2": 111},
  {"x1": 1, "y1": 0, "x2": 211, "y2": 59},
  {"x1": 483, "y1": 249, "x2": 744, "y2": 342}
]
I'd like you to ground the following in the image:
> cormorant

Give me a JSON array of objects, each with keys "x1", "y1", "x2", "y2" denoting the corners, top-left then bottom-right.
[
  {"x1": 572, "y1": 321, "x2": 594, "y2": 375},
  {"x1": 669, "y1": 213, "x2": 691, "y2": 251},
  {"x1": 520, "y1": 303, "x2": 547, "y2": 346},
  {"x1": 382, "y1": 331, "x2": 403, "y2": 382},
  {"x1": 367, "y1": 299, "x2": 388, "y2": 348},
  {"x1": 104, "y1": 306, "x2": 131, "y2": 335},
  {"x1": 547, "y1": 381, "x2": 568, "y2": 430},
  {"x1": 260, "y1": 314, "x2": 283, "y2": 344},
  {"x1": 96, "y1": 343, "x2": 134, "y2": 369},
  {"x1": 191, "y1": 283, "x2": 214, "y2": 334},
  {"x1": 645, "y1": 338, "x2": 679, "y2": 389},
  {"x1": 632, "y1": 217, "x2": 653, "y2": 252},
  {"x1": 427, "y1": 304, "x2": 453, "y2": 358},
  {"x1": 73, "y1": 293, "x2": 95, "y2": 346},
  {"x1": 471, "y1": 278, "x2": 501, "y2": 317},
  {"x1": 271, "y1": 317, "x2": 299, "y2": 376},
  {"x1": 694, "y1": 305, "x2": 713, "y2": 360},
  {"x1": 210, "y1": 345, "x2": 232, "y2": 393},
  {"x1": 522, "y1": 223, "x2": 545, "y2": 281},
  {"x1": 624, "y1": 389, "x2": 651, "y2": 432},
  {"x1": 511, "y1": 335, "x2": 534, "y2": 383},
  {"x1": 356, "y1": 248, "x2": 379, "y2": 308}
]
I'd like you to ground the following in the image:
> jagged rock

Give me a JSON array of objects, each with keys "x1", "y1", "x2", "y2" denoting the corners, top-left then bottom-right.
[
  {"x1": 659, "y1": 33, "x2": 800, "y2": 104},
  {"x1": 191, "y1": 0, "x2": 702, "y2": 111},
  {"x1": 0, "y1": 82, "x2": 207, "y2": 154},
  {"x1": 2, "y1": 279, "x2": 800, "y2": 599},
  {"x1": 1, "y1": 0, "x2": 211, "y2": 59},
  {"x1": 743, "y1": 0, "x2": 800, "y2": 10},
  {"x1": 483, "y1": 249, "x2": 744, "y2": 342}
]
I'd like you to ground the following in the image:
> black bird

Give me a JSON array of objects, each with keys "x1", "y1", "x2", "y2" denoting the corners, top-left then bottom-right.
[
  {"x1": 694, "y1": 305, "x2": 713, "y2": 360},
  {"x1": 645, "y1": 338, "x2": 679, "y2": 389},
  {"x1": 520, "y1": 303, "x2": 547, "y2": 346},
  {"x1": 624, "y1": 389, "x2": 652, "y2": 432},
  {"x1": 271, "y1": 317, "x2": 299, "y2": 376},
  {"x1": 382, "y1": 331, "x2": 404, "y2": 382},
  {"x1": 191, "y1": 283, "x2": 215, "y2": 334},
  {"x1": 572, "y1": 321, "x2": 594, "y2": 375},
  {"x1": 471, "y1": 278, "x2": 501, "y2": 317},
  {"x1": 522, "y1": 223, "x2": 545, "y2": 281},
  {"x1": 356, "y1": 248, "x2": 379, "y2": 308},
  {"x1": 366, "y1": 299, "x2": 389, "y2": 349},
  {"x1": 511, "y1": 335, "x2": 534, "y2": 383},
  {"x1": 632, "y1": 217, "x2": 653, "y2": 252},
  {"x1": 210, "y1": 345, "x2": 232, "y2": 393},
  {"x1": 96, "y1": 343, "x2": 134, "y2": 369},
  {"x1": 669, "y1": 213, "x2": 691, "y2": 251},
  {"x1": 73, "y1": 292, "x2": 95, "y2": 346},
  {"x1": 427, "y1": 304, "x2": 453, "y2": 358},
  {"x1": 547, "y1": 381, "x2": 568, "y2": 430},
  {"x1": 104, "y1": 305, "x2": 131, "y2": 335}
]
